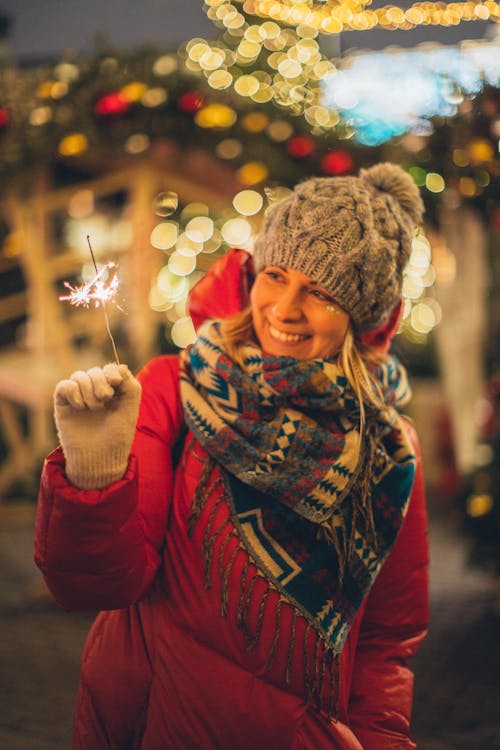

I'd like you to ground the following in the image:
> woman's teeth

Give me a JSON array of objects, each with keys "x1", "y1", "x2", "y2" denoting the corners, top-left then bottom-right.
[{"x1": 269, "y1": 325, "x2": 308, "y2": 343}]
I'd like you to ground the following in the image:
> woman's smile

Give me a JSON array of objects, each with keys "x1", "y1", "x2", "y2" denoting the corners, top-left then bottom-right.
[{"x1": 267, "y1": 323, "x2": 311, "y2": 344}]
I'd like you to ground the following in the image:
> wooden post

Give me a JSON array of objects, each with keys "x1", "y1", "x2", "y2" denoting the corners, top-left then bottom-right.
[
  {"x1": 126, "y1": 163, "x2": 164, "y2": 368},
  {"x1": 434, "y1": 205, "x2": 487, "y2": 474}
]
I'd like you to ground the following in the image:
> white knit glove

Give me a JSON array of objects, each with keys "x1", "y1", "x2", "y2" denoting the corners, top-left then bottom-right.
[{"x1": 54, "y1": 363, "x2": 142, "y2": 490}]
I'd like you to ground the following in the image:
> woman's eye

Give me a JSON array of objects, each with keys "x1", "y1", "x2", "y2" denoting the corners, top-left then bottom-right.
[
  {"x1": 310, "y1": 289, "x2": 330, "y2": 302},
  {"x1": 265, "y1": 270, "x2": 284, "y2": 282}
]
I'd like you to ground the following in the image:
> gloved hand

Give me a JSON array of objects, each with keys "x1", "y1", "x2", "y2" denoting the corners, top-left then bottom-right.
[{"x1": 54, "y1": 363, "x2": 142, "y2": 489}]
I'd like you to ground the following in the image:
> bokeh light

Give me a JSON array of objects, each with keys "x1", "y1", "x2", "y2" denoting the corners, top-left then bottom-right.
[
  {"x1": 29, "y1": 106, "x2": 52, "y2": 126},
  {"x1": 264, "y1": 186, "x2": 293, "y2": 204},
  {"x1": 233, "y1": 190, "x2": 264, "y2": 216},
  {"x1": 215, "y1": 138, "x2": 243, "y2": 159},
  {"x1": 202, "y1": 231, "x2": 223, "y2": 253},
  {"x1": 149, "y1": 285, "x2": 174, "y2": 312},
  {"x1": 150, "y1": 222, "x2": 178, "y2": 250},
  {"x1": 171, "y1": 316, "x2": 197, "y2": 348},
  {"x1": 157, "y1": 267, "x2": 188, "y2": 301},
  {"x1": 221, "y1": 217, "x2": 253, "y2": 245},
  {"x1": 195, "y1": 103, "x2": 237, "y2": 128},
  {"x1": 426, "y1": 172, "x2": 446, "y2": 193},
  {"x1": 176, "y1": 232, "x2": 204, "y2": 256},
  {"x1": 168, "y1": 252, "x2": 197, "y2": 276},
  {"x1": 153, "y1": 55, "x2": 177, "y2": 76},
  {"x1": 236, "y1": 161, "x2": 268, "y2": 185},
  {"x1": 180, "y1": 203, "x2": 209, "y2": 221},
  {"x1": 142, "y1": 88, "x2": 168, "y2": 107},
  {"x1": 58, "y1": 133, "x2": 88, "y2": 157},
  {"x1": 185, "y1": 216, "x2": 214, "y2": 242},
  {"x1": 267, "y1": 120, "x2": 294, "y2": 141},
  {"x1": 153, "y1": 191, "x2": 179, "y2": 217},
  {"x1": 125, "y1": 134, "x2": 150, "y2": 154}
]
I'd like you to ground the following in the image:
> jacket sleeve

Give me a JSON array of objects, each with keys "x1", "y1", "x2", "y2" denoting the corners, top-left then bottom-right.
[
  {"x1": 348, "y1": 420, "x2": 429, "y2": 749},
  {"x1": 34, "y1": 356, "x2": 184, "y2": 612}
]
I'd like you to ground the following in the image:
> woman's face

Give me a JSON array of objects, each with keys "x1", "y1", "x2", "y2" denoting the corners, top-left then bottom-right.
[{"x1": 250, "y1": 265, "x2": 350, "y2": 360}]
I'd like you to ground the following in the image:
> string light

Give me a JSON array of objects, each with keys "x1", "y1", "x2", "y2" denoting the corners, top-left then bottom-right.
[
  {"x1": 183, "y1": 5, "x2": 342, "y2": 122},
  {"x1": 245, "y1": 0, "x2": 500, "y2": 32},
  {"x1": 177, "y1": 0, "x2": 500, "y2": 146}
]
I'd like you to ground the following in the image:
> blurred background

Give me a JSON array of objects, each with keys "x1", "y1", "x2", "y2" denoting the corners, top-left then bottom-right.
[{"x1": 0, "y1": 1, "x2": 499, "y2": 748}]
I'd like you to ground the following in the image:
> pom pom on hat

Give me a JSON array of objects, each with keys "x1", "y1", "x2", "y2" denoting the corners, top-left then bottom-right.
[
  {"x1": 252, "y1": 162, "x2": 424, "y2": 334},
  {"x1": 360, "y1": 162, "x2": 424, "y2": 226}
]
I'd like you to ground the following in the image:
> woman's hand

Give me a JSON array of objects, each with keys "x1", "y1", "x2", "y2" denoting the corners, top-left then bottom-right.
[{"x1": 54, "y1": 363, "x2": 141, "y2": 489}]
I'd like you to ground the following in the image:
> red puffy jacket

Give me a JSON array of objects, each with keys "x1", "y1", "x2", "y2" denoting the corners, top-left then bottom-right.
[{"x1": 35, "y1": 251, "x2": 429, "y2": 750}]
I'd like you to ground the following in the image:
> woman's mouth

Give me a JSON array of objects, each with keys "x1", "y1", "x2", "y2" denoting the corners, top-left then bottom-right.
[{"x1": 268, "y1": 324, "x2": 310, "y2": 343}]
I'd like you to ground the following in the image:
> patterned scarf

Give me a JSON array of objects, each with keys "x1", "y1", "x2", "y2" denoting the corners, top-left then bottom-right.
[{"x1": 180, "y1": 320, "x2": 416, "y2": 661}]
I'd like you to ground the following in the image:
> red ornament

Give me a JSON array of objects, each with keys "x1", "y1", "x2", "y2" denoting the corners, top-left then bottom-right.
[
  {"x1": 0, "y1": 107, "x2": 10, "y2": 129},
  {"x1": 94, "y1": 92, "x2": 132, "y2": 117},
  {"x1": 320, "y1": 150, "x2": 354, "y2": 175},
  {"x1": 286, "y1": 135, "x2": 315, "y2": 158},
  {"x1": 177, "y1": 91, "x2": 205, "y2": 113}
]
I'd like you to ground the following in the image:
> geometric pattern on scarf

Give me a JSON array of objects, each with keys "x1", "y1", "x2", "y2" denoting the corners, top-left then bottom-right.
[
  {"x1": 181, "y1": 321, "x2": 414, "y2": 523},
  {"x1": 180, "y1": 320, "x2": 416, "y2": 658}
]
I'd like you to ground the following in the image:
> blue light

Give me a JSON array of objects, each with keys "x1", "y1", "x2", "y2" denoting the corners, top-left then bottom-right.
[{"x1": 322, "y1": 41, "x2": 500, "y2": 146}]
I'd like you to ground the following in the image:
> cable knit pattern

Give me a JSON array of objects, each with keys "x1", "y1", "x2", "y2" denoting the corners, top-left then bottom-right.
[{"x1": 253, "y1": 163, "x2": 424, "y2": 333}]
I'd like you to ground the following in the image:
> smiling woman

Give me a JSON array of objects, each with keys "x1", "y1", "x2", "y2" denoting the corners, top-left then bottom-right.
[{"x1": 35, "y1": 162, "x2": 429, "y2": 750}]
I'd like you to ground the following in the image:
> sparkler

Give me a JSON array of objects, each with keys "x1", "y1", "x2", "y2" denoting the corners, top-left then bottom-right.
[
  {"x1": 59, "y1": 236, "x2": 121, "y2": 364},
  {"x1": 59, "y1": 262, "x2": 119, "y2": 308}
]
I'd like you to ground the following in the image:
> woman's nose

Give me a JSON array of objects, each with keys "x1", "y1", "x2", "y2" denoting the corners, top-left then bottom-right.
[{"x1": 272, "y1": 290, "x2": 303, "y2": 321}]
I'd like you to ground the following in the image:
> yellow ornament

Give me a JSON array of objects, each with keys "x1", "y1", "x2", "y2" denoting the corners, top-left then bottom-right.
[
  {"x1": 195, "y1": 104, "x2": 237, "y2": 129},
  {"x1": 469, "y1": 139, "x2": 494, "y2": 164},
  {"x1": 236, "y1": 162, "x2": 269, "y2": 186},
  {"x1": 58, "y1": 133, "x2": 88, "y2": 157}
]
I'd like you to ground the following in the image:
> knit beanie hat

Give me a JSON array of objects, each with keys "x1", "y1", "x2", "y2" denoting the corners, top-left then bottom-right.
[{"x1": 252, "y1": 162, "x2": 424, "y2": 333}]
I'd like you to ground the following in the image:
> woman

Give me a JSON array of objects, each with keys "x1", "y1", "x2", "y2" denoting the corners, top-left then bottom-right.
[{"x1": 35, "y1": 162, "x2": 429, "y2": 749}]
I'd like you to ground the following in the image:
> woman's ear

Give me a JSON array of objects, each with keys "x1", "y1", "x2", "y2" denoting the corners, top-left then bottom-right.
[
  {"x1": 358, "y1": 300, "x2": 403, "y2": 354},
  {"x1": 187, "y1": 248, "x2": 255, "y2": 332}
]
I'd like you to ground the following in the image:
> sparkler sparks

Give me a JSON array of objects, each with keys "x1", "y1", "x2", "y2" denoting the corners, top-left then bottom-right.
[
  {"x1": 59, "y1": 236, "x2": 121, "y2": 364},
  {"x1": 59, "y1": 262, "x2": 120, "y2": 308}
]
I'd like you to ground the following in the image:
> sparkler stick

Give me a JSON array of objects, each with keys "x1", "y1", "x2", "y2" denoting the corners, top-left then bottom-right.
[
  {"x1": 86, "y1": 236, "x2": 120, "y2": 365},
  {"x1": 59, "y1": 236, "x2": 121, "y2": 365}
]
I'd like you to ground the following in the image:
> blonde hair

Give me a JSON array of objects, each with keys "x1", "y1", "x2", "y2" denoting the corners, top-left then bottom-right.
[
  {"x1": 218, "y1": 308, "x2": 256, "y2": 366},
  {"x1": 340, "y1": 328, "x2": 387, "y2": 434},
  {"x1": 218, "y1": 308, "x2": 387, "y2": 430}
]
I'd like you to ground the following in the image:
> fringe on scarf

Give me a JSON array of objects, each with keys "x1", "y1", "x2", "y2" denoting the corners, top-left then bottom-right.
[
  {"x1": 317, "y1": 414, "x2": 381, "y2": 585},
  {"x1": 187, "y1": 451, "x2": 341, "y2": 722}
]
